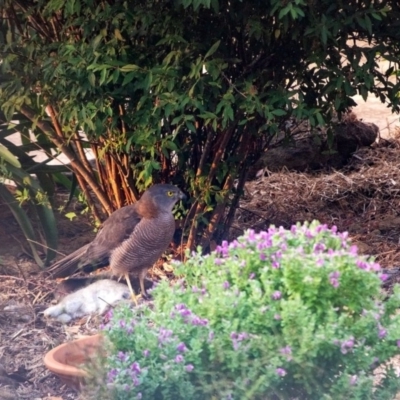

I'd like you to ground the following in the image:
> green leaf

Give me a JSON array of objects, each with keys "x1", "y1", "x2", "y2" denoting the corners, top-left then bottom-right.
[
  {"x1": 204, "y1": 40, "x2": 221, "y2": 59},
  {"x1": 6, "y1": 164, "x2": 58, "y2": 265},
  {"x1": 0, "y1": 184, "x2": 44, "y2": 268},
  {"x1": 120, "y1": 64, "x2": 140, "y2": 72},
  {"x1": 271, "y1": 109, "x2": 287, "y2": 117},
  {"x1": 122, "y1": 72, "x2": 135, "y2": 86},
  {"x1": 88, "y1": 72, "x2": 96, "y2": 87},
  {"x1": 114, "y1": 29, "x2": 124, "y2": 41},
  {"x1": 0, "y1": 144, "x2": 21, "y2": 168},
  {"x1": 65, "y1": 212, "x2": 77, "y2": 221}
]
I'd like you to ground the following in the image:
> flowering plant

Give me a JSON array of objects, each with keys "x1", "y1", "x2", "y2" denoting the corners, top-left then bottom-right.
[{"x1": 88, "y1": 221, "x2": 400, "y2": 399}]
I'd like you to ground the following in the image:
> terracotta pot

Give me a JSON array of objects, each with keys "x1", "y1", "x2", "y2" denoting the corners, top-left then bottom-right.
[{"x1": 43, "y1": 333, "x2": 103, "y2": 390}]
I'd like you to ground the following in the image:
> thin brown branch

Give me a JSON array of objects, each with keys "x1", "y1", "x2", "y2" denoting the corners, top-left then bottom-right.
[
  {"x1": 196, "y1": 128, "x2": 213, "y2": 178},
  {"x1": 186, "y1": 200, "x2": 204, "y2": 252},
  {"x1": 73, "y1": 131, "x2": 96, "y2": 180},
  {"x1": 74, "y1": 173, "x2": 102, "y2": 223},
  {"x1": 92, "y1": 143, "x2": 106, "y2": 193},
  {"x1": 8, "y1": 5, "x2": 25, "y2": 38},
  {"x1": 109, "y1": 156, "x2": 123, "y2": 209},
  {"x1": 20, "y1": 104, "x2": 113, "y2": 215},
  {"x1": 200, "y1": 175, "x2": 234, "y2": 249},
  {"x1": 207, "y1": 124, "x2": 236, "y2": 183}
]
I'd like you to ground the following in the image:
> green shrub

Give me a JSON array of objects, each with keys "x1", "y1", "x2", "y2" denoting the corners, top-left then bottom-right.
[{"x1": 95, "y1": 221, "x2": 400, "y2": 399}]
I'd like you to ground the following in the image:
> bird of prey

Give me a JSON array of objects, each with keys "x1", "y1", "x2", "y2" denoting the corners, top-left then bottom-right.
[{"x1": 48, "y1": 184, "x2": 186, "y2": 303}]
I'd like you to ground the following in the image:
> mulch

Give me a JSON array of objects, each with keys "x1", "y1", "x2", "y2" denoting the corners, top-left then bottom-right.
[
  {"x1": 0, "y1": 270, "x2": 100, "y2": 400},
  {"x1": 235, "y1": 136, "x2": 400, "y2": 270},
  {"x1": 1, "y1": 135, "x2": 400, "y2": 399}
]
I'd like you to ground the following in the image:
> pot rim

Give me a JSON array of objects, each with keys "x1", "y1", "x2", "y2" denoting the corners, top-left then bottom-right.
[{"x1": 43, "y1": 333, "x2": 103, "y2": 378}]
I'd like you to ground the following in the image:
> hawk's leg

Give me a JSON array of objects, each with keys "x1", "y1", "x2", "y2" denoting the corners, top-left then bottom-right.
[
  {"x1": 139, "y1": 269, "x2": 149, "y2": 299},
  {"x1": 124, "y1": 273, "x2": 139, "y2": 306}
]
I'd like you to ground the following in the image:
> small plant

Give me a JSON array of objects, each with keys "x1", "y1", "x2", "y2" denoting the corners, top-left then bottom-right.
[{"x1": 88, "y1": 221, "x2": 400, "y2": 399}]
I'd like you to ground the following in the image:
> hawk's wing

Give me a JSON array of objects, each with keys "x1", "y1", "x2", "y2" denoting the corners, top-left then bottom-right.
[
  {"x1": 47, "y1": 203, "x2": 142, "y2": 278},
  {"x1": 81, "y1": 204, "x2": 142, "y2": 269}
]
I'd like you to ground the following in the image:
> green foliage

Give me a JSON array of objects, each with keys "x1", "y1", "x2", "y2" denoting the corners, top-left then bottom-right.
[
  {"x1": 91, "y1": 222, "x2": 400, "y2": 399},
  {"x1": 0, "y1": 114, "x2": 74, "y2": 266},
  {"x1": 0, "y1": 0, "x2": 399, "y2": 247}
]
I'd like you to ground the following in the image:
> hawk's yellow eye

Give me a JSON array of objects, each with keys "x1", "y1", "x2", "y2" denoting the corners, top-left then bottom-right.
[{"x1": 167, "y1": 191, "x2": 174, "y2": 197}]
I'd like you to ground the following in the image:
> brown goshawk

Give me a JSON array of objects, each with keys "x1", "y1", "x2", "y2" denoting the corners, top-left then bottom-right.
[{"x1": 48, "y1": 184, "x2": 185, "y2": 302}]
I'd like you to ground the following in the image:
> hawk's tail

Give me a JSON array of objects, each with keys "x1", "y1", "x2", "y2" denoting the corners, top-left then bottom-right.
[{"x1": 46, "y1": 243, "x2": 90, "y2": 278}]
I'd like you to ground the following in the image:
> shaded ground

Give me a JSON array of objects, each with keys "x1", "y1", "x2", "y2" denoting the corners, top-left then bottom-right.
[{"x1": 2, "y1": 135, "x2": 400, "y2": 399}]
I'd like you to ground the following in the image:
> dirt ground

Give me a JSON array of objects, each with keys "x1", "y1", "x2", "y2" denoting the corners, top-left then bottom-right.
[{"x1": 2, "y1": 125, "x2": 400, "y2": 399}]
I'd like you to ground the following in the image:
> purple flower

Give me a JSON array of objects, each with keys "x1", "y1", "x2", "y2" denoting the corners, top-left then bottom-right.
[
  {"x1": 260, "y1": 253, "x2": 267, "y2": 261},
  {"x1": 216, "y1": 240, "x2": 229, "y2": 257},
  {"x1": 117, "y1": 351, "x2": 128, "y2": 362},
  {"x1": 158, "y1": 328, "x2": 173, "y2": 345},
  {"x1": 316, "y1": 224, "x2": 328, "y2": 233},
  {"x1": 397, "y1": 340, "x2": 400, "y2": 348},
  {"x1": 208, "y1": 331, "x2": 215, "y2": 342},
  {"x1": 305, "y1": 230, "x2": 314, "y2": 239},
  {"x1": 214, "y1": 258, "x2": 223, "y2": 266},
  {"x1": 143, "y1": 349, "x2": 150, "y2": 357},
  {"x1": 274, "y1": 314, "x2": 281, "y2": 320},
  {"x1": 130, "y1": 362, "x2": 141, "y2": 375},
  {"x1": 276, "y1": 368, "x2": 287, "y2": 377},
  {"x1": 175, "y1": 355, "x2": 184, "y2": 363},
  {"x1": 231, "y1": 331, "x2": 249, "y2": 350},
  {"x1": 229, "y1": 240, "x2": 239, "y2": 249},
  {"x1": 132, "y1": 376, "x2": 140, "y2": 387},
  {"x1": 191, "y1": 316, "x2": 208, "y2": 326},
  {"x1": 271, "y1": 291, "x2": 282, "y2": 300},
  {"x1": 356, "y1": 260, "x2": 368, "y2": 270},
  {"x1": 107, "y1": 368, "x2": 118, "y2": 384},
  {"x1": 223, "y1": 281, "x2": 230, "y2": 290},
  {"x1": 313, "y1": 242, "x2": 326, "y2": 253},
  {"x1": 371, "y1": 262, "x2": 381, "y2": 271},
  {"x1": 349, "y1": 245, "x2": 358, "y2": 255},
  {"x1": 378, "y1": 325, "x2": 387, "y2": 339},
  {"x1": 331, "y1": 225, "x2": 337, "y2": 233},
  {"x1": 119, "y1": 320, "x2": 126, "y2": 328},
  {"x1": 249, "y1": 273, "x2": 255, "y2": 279},
  {"x1": 104, "y1": 309, "x2": 114, "y2": 320},
  {"x1": 329, "y1": 271, "x2": 340, "y2": 288},
  {"x1": 350, "y1": 375, "x2": 358, "y2": 386},
  {"x1": 137, "y1": 393, "x2": 142, "y2": 399},
  {"x1": 280, "y1": 346, "x2": 292, "y2": 356},
  {"x1": 272, "y1": 261, "x2": 280, "y2": 269},
  {"x1": 176, "y1": 342, "x2": 188, "y2": 353},
  {"x1": 379, "y1": 273, "x2": 389, "y2": 282},
  {"x1": 340, "y1": 337, "x2": 354, "y2": 354},
  {"x1": 247, "y1": 230, "x2": 256, "y2": 242},
  {"x1": 185, "y1": 364, "x2": 194, "y2": 372}
]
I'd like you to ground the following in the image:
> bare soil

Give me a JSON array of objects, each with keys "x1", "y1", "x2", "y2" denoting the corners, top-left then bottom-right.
[{"x1": 2, "y1": 130, "x2": 400, "y2": 399}]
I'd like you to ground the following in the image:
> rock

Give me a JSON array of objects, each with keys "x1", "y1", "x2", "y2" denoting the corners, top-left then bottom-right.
[
  {"x1": 248, "y1": 118, "x2": 379, "y2": 176},
  {"x1": 335, "y1": 121, "x2": 378, "y2": 158}
]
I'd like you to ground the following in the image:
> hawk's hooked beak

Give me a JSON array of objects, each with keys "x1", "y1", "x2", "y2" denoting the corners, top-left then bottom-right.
[{"x1": 179, "y1": 191, "x2": 187, "y2": 201}]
